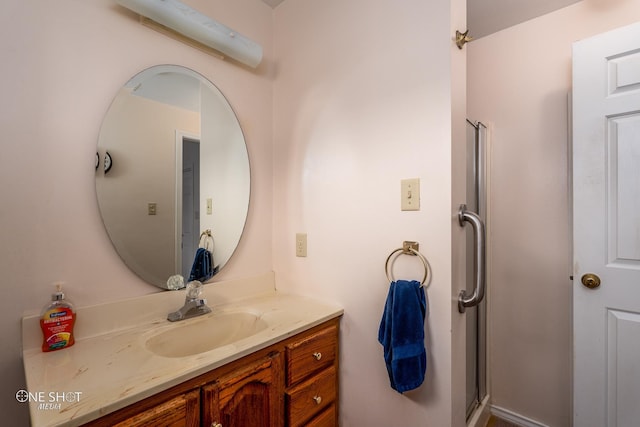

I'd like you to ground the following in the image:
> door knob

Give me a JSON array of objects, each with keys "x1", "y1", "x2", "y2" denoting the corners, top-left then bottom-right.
[{"x1": 581, "y1": 273, "x2": 601, "y2": 289}]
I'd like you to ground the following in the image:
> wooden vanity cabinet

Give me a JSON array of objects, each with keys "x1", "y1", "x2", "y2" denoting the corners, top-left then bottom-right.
[{"x1": 83, "y1": 318, "x2": 339, "y2": 427}]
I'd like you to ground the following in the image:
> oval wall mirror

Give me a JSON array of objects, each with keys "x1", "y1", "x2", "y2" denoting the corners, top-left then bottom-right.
[{"x1": 96, "y1": 65, "x2": 250, "y2": 289}]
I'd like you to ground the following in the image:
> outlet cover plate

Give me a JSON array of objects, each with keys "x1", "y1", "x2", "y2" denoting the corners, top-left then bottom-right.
[{"x1": 296, "y1": 233, "x2": 307, "y2": 257}]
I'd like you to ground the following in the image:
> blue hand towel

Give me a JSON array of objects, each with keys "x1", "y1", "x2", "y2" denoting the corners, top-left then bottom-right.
[
  {"x1": 188, "y1": 248, "x2": 218, "y2": 282},
  {"x1": 378, "y1": 279, "x2": 427, "y2": 393}
]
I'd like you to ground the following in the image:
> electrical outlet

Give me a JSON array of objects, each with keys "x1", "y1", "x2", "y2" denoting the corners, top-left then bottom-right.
[
  {"x1": 296, "y1": 233, "x2": 307, "y2": 257},
  {"x1": 401, "y1": 178, "x2": 420, "y2": 211}
]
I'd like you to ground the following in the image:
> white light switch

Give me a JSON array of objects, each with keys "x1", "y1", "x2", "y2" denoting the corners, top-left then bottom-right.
[
  {"x1": 401, "y1": 178, "x2": 420, "y2": 211},
  {"x1": 148, "y1": 203, "x2": 157, "y2": 215},
  {"x1": 206, "y1": 198, "x2": 213, "y2": 215}
]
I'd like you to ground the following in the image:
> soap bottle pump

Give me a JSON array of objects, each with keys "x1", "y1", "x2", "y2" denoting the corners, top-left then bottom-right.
[{"x1": 40, "y1": 283, "x2": 76, "y2": 352}]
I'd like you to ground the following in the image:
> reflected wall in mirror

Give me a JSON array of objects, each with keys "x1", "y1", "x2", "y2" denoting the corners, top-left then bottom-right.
[{"x1": 96, "y1": 65, "x2": 250, "y2": 289}]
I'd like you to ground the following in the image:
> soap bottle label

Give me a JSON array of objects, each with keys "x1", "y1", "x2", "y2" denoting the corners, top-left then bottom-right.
[{"x1": 41, "y1": 308, "x2": 76, "y2": 352}]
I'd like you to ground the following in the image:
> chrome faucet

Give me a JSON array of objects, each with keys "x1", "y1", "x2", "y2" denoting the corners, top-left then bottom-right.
[{"x1": 167, "y1": 281, "x2": 212, "y2": 322}]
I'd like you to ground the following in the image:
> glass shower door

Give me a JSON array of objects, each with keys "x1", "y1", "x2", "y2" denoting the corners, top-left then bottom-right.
[{"x1": 464, "y1": 120, "x2": 487, "y2": 420}]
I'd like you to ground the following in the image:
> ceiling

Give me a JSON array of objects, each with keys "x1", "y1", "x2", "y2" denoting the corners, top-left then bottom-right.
[
  {"x1": 261, "y1": 0, "x2": 583, "y2": 39},
  {"x1": 468, "y1": 0, "x2": 581, "y2": 39}
]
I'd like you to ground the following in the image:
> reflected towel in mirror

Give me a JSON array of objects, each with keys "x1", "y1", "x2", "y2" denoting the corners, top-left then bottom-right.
[{"x1": 188, "y1": 247, "x2": 217, "y2": 282}]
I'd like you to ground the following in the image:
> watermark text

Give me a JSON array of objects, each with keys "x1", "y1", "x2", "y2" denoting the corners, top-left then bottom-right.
[{"x1": 16, "y1": 390, "x2": 82, "y2": 411}]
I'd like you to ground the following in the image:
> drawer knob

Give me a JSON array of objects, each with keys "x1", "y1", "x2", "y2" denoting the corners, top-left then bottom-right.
[
  {"x1": 313, "y1": 395, "x2": 322, "y2": 405},
  {"x1": 212, "y1": 423, "x2": 222, "y2": 427},
  {"x1": 313, "y1": 352, "x2": 322, "y2": 360}
]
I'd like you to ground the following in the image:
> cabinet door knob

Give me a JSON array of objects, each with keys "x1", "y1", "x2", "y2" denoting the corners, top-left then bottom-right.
[
  {"x1": 212, "y1": 423, "x2": 222, "y2": 427},
  {"x1": 313, "y1": 395, "x2": 322, "y2": 405},
  {"x1": 313, "y1": 352, "x2": 322, "y2": 360}
]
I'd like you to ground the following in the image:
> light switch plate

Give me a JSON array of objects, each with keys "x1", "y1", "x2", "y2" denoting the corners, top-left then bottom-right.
[
  {"x1": 148, "y1": 203, "x2": 157, "y2": 215},
  {"x1": 206, "y1": 198, "x2": 213, "y2": 215},
  {"x1": 401, "y1": 178, "x2": 420, "y2": 211}
]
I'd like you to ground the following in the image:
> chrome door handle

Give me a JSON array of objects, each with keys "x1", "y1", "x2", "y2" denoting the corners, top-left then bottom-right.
[{"x1": 458, "y1": 204, "x2": 486, "y2": 313}]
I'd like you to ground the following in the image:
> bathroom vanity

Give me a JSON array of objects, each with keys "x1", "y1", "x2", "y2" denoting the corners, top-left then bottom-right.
[
  {"x1": 21, "y1": 274, "x2": 343, "y2": 426},
  {"x1": 84, "y1": 318, "x2": 338, "y2": 426}
]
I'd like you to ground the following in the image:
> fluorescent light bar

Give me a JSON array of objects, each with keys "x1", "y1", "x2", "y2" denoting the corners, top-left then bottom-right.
[{"x1": 116, "y1": 0, "x2": 263, "y2": 68}]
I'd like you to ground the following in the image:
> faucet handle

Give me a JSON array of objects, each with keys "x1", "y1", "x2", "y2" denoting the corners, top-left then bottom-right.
[{"x1": 186, "y1": 280, "x2": 203, "y2": 299}]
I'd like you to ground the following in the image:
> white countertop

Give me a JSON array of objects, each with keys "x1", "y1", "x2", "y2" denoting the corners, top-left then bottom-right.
[{"x1": 21, "y1": 273, "x2": 343, "y2": 427}]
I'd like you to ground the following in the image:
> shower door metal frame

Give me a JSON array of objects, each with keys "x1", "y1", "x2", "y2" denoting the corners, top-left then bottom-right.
[{"x1": 464, "y1": 120, "x2": 488, "y2": 420}]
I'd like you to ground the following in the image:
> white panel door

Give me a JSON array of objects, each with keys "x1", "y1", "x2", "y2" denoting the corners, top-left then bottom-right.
[{"x1": 573, "y1": 22, "x2": 640, "y2": 427}]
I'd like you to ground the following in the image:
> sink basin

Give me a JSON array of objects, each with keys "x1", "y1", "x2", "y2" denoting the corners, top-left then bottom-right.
[{"x1": 145, "y1": 311, "x2": 268, "y2": 358}]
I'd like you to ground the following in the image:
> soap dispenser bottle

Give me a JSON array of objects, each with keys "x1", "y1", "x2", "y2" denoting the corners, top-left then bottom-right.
[{"x1": 40, "y1": 283, "x2": 76, "y2": 352}]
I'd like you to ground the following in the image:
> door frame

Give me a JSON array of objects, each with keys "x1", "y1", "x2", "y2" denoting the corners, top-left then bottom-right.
[
  {"x1": 175, "y1": 129, "x2": 201, "y2": 277},
  {"x1": 465, "y1": 120, "x2": 492, "y2": 427}
]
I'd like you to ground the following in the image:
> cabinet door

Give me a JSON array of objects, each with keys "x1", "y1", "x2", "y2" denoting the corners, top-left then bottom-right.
[
  {"x1": 111, "y1": 389, "x2": 199, "y2": 427},
  {"x1": 202, "y1": 353, "x2": 283, "y2": 427}
]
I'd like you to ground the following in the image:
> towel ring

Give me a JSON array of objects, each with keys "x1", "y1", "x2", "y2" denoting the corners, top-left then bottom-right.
[
  {"x1": 199, "y1": 229, "x2": 215, "y2": 252},
  {"x1": 385, "y1": 241, "x2": 431, "y2": 287}
]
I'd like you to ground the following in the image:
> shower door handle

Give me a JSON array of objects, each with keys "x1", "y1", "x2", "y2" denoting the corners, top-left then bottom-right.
[{"x1": 458, "y1": 204, "x2": 486, "y2": 313}]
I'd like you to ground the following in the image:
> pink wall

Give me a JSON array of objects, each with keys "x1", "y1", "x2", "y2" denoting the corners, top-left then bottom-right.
[
  {"x1": 272, "y1": 0, "x2": 467, "y2": 425},
  {"x1": 468, "y1": 1, "x2": 640, "y2": 425},
  {"x1": 0, "y1": 0, "x2": 273, "y2": 423}
]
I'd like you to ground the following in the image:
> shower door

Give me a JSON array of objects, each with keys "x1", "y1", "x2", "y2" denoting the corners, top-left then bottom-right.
[{"x1": 464, "y1": 120, "x2": 487, "y2": 420}]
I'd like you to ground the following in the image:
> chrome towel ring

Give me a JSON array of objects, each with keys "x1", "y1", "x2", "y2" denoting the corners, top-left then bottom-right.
[{"x1": 385, "y1": 241, "x2": 431, "y2": 288}]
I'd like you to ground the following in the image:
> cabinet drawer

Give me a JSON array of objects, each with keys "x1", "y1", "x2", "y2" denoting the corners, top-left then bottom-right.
[
  {"x1": 286, "y1": 324, "x2": 337, "y2": 385},
  {"x1": 306, "y1": 404, "x2": 336, "y2": 427},
  {"x1": 286, "y1": 366, "x2": 336, "y2": 427}
]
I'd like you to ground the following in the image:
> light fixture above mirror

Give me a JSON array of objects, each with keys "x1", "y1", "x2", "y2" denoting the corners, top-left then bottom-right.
[{"x1": 115, "y1": 0, "x2": 263, "y2": 68}]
